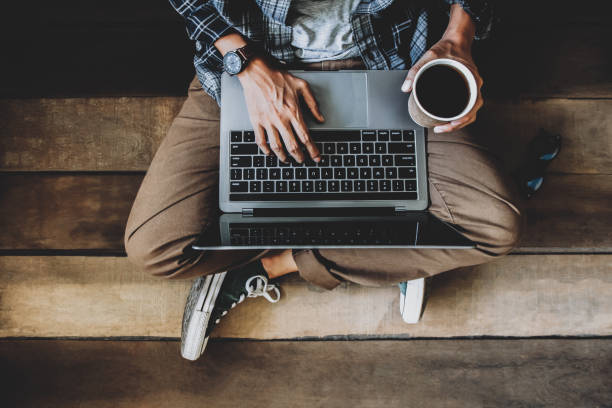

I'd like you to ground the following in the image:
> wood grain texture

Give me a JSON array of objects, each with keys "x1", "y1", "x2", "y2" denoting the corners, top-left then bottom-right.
[
  {"x1": 1, "y1": 255, "x2": 610, "y2": 338},
  {"x1": 1, "y1": 98, "x2": 608, "y2": 173},
  {"x1": 2, "y1": 173, "x2": 610, "y2": 251},
  {"x1": 0, "y1": 174, "x2": 142, "y2": 251},
  {"x1": 0, "y1": 97, "x2": 186, "y2": 171},
  {"x1": 2, "y1": 339, "x2": 612, "y2": 407}
]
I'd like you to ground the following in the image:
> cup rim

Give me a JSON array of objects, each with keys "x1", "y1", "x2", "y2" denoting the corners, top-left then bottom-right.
[{"x1": 412, "y1": 58, "x2": 478, "y2": 122}]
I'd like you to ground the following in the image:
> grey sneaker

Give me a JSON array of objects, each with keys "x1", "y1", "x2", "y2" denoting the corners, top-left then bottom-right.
[
  {"x1": 399, "y1": 278, "x2": 426, "y2": 324},
  {"x1": 181, "y1": 262, "x2": 280, "y2": 361}
]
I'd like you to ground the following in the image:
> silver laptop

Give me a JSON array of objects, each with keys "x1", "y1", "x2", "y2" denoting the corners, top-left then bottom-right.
[{"x1": 192, "y1": 70, "x2": 474, "y2": 249}]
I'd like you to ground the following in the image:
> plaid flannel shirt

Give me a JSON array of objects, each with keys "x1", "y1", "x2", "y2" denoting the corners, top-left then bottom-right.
[{"x1": 169, "y1": 0, "x2": 492, "y2": 104}]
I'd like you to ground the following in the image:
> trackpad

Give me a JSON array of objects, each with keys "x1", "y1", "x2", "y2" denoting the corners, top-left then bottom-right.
[{"x1": 296, "y1": 72, "x2": 369, "y2": 128}]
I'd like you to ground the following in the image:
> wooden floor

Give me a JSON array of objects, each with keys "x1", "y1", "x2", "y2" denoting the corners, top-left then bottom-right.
[
  {"x1": 1, "y1": 1, "x2": 611, "y2": 406},
  {"x1": 2, "y1": 339, "x2": 612, "y2": 408}
]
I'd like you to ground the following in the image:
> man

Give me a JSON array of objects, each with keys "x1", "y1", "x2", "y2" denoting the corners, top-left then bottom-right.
[{"x1": 125, "y1": 0, "x2": 522, "y2": 360}]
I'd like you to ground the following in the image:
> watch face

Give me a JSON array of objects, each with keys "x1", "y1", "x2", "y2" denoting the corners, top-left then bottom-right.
[{"x1": 224, "y1": 52, "x2": 242, "y2": 75}]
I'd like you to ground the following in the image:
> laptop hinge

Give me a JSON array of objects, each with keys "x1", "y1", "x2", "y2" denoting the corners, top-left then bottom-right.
[
  {"x1": 241, "y1": 208, "x2": 254, "y2": 217},
  {"x1": 394, "y1": 205, "x2": 409, "y2": 214}
]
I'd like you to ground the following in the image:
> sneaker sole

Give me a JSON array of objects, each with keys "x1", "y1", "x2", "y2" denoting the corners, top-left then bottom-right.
[
  {"x1": 181, "y1": 271, "x2": 227, "y2": 361},
  {"x1": 400, "y1": 278, "x2": 425, "y2": 324}
]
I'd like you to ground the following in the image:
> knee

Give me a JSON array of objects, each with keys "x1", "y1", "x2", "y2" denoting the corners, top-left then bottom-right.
[
  {"x1": 124, "y1": 223, "x2": 200, "y2": 279},
  {"x1": 477, "y1": 195, "x2": 524, "y2": 257}
]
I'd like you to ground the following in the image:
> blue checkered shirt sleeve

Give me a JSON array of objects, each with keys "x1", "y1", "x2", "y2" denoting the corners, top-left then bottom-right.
[{"x1": 168, "y1": 0, "x2": 235, "y2": 44}]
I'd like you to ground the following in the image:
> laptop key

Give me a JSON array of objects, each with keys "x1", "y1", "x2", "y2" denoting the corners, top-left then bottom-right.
[
  {"x1": 378, "y1": 130, "x2": 389, "y2": 141},
  {"x1": 256, "y1": 168, "x2": 268, "y2": 180},
  {"x1": 266, "y1": 156, "x2": 278, "y2": 167},
  {"x1": 375, "y1": 143, "x2": 386, "y2": 154},
  {"x1": 244, "y1": 169, "x2": 255, "y2": 180},
  {"x1": 322, "y1": 168, "x2": 333, "y2": 179},
  {"x1": 403, "y1": 130, "x2": 415, "y2": 141},
  {"x1": 282, "y1": 168, "x2": 294, "y2": 179},
  {"x1": 231, "y1": 156, "x2": 251, "y2": 167},
  {"x1": 302, "y1": 181, "x2": 314, "y2": 192},
  {"x1": 350, "y1": 143, "x2": 361, "y2": 154},
  {"x1": 385, "y1": 168, "x2": 397, "y2": 179},
  {"x1": 230, "y1": 169, "x2": 242, "y2": 180},
  {"x1": 328, "y1": 180, "x2": 340, "y2": 192},
  {"x1": 382, "y1": 155, "x2": 393, "y2": 166},
  {"x1": 399, "y1": 167, "x2": 416, "y2": 178},
  {"x1": 380, "y1": 180, "x2": 391, "y2": 191},
  {"x1": 334, "y1": 168, "x2": 346, "y2": 179},
  {"x1": 231, "y1": 131, "x2": 242, "y2": 142},
  {"x1": 296, "y1": 168, "x2": 307, "y2": 179},
  {"x1": 250, "y1": 181, "x2": 262, "y2": 192},
  {"x1": 362, "y1": 130, "x2": 376, "y2": 141},
  {"x1": 279, "y1": 160, "x2": 291, "y2": 167},
  {"x1": 392, "y1": 180, "x2": 404, "y2": 191},
  {"x1": 270, "y1": 169, "x2": 281, "y2": 179},
  {"x1": 263, "y1": 181, "x2": 274, "y2": 192},
  {"x1": 360, "y1": 168, "x2": 372, "y2": 179},
  {"x1": 367, "y1": 180, "x2": 378, "y2": 191},
  {"x1": 363, "y1": 143, "x2": 374, "y2": 153},
  {"x1": 253, "y1": 156, "x2": 265, "y2": 167},
  {"x1": 356, "y1": 155, "x2": 368, "y2": 166},
  {"x1": 323, "y1": 143, "x2": 335, "y2": 154},
  {"x1": 315, "y1": 180, "x2": 326, "y2": 192},
  {"x1": 388, "y1": 143, "x2": 415, "y2": 154},
  {"x1": 276, "y1": 181, "x2": 288, "y2": 192},
  {"x1": 405, "y1": 180, "x2": 417, "y2": 191},
  {"x1": 354, "y1": 180, "x2": 366, "y2": 191},
  {"x1": 244, "y1": 131, "x2": 255, "y2": 142},
  {"x1": 395, "y1": 154, "x2": 415, "y2": 166},
  {"x1": 391, "y1": 130, "x2": 402, "y2": 141},
  {"x1": 308, "y1": 168, "x2": 320, "y2": 179},
  {"x1": 369, "y1": 155, "x2": 381, "y2": 166},
  {"x1": 230, "y1": 181, "x2": 248, "y2": 192},
  {"x1": 347, "y1": 168, "x2": 359, "y2": 179},
  {"x1": 343, "y1": 155, "x2": 355, "y2": 166},
  {"x1": 341, "y1": 180, "x2": 352, "y2": 192},
  {"x1": 373, "y1": 168, "x2": 384, "y2": 179},
  {"x1": 337, "y1": 143, "x2": 348, "y2": 154},
  {"x1": 331, "y1": 155, "x2": 342, "y2": 166},
  {"x1": 289, "y1": 181, "x2": 301, "y2": 192},
  {"x1": 317, "y1": 156, "x2": 330, "y2": 167},
  {"x1": 231, "y1": 144, "x2": 259, "y2": 155}
]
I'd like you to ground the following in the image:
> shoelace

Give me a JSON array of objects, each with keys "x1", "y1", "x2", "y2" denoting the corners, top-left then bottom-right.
[{"x1": 216, "y1": 275, "x2": 280, "y2": 323}]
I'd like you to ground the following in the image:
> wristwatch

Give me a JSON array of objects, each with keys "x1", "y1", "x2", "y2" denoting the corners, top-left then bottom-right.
[{"x1": 223, "y1": 44, "x2": 255, "y2": 76}]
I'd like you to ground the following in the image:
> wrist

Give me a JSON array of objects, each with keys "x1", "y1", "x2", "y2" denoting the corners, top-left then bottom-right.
[
  {"x1": 237, "y1": 56, "x2": 271, "y2": 82},
  {"x1": 442, "y1": 4, "x2": 476, "y2": 51}
]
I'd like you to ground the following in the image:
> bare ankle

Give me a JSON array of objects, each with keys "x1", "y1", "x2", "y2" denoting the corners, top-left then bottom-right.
[{"x1": 261, "y1": 249, "x2": 298, "y2": 279}]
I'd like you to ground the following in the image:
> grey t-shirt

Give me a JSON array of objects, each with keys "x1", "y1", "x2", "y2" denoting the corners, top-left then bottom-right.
[{"x1": 288, "y1": 0, "x2": 362, "y2": 62}]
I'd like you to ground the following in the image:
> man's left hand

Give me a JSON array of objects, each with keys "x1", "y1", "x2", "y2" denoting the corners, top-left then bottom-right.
[{"x1": 401, "y1": 38, "x2": 484, "y2": 133}]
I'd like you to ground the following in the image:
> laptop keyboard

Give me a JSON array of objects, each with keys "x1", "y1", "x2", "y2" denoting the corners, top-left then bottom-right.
[
  {"x1": 228, "y1": 129, "x2": 418, "y2": 201},
  {"x1": 228, "y1": 221, "x2": 417, "y2": 246}
]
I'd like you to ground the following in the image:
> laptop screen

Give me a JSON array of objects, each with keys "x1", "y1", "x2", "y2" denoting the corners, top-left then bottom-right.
[{"x1": 192, "y1": 212, "x2": 474, "y2": 250}]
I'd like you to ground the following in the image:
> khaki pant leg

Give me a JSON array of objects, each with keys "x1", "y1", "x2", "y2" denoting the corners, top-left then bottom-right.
[
  {"x1": 124, "y1": 77, "x2": 266, "y2": 279},
  {"x1": 293, "y1": 128, "x2": 524, "y2": 289}
]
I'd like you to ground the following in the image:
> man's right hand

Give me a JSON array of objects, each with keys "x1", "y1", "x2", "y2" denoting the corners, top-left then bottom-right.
[{"x1": 237, "y1": 57, "x2": 325, "y2": 163}]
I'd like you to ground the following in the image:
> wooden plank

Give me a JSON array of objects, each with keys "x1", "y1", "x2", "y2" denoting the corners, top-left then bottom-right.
[
  {"x1": 1, "y1": 173, "x2": 610, "y2": 251},
  {"x1": 1, "y1": 98, "x2": 608, "y2": 173},
  {"x1": 2, "y1": 339, "x2": 612, "y2": 407},
  {"x1": 0, "y1": 97, "x2": 186, "y2": 171},
  {"x1": 0, "y1": 174, "x2": 142, "y2": 251},
  {"x1": 1, "y1": 255, "x2": 610, "y2": 338}
]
